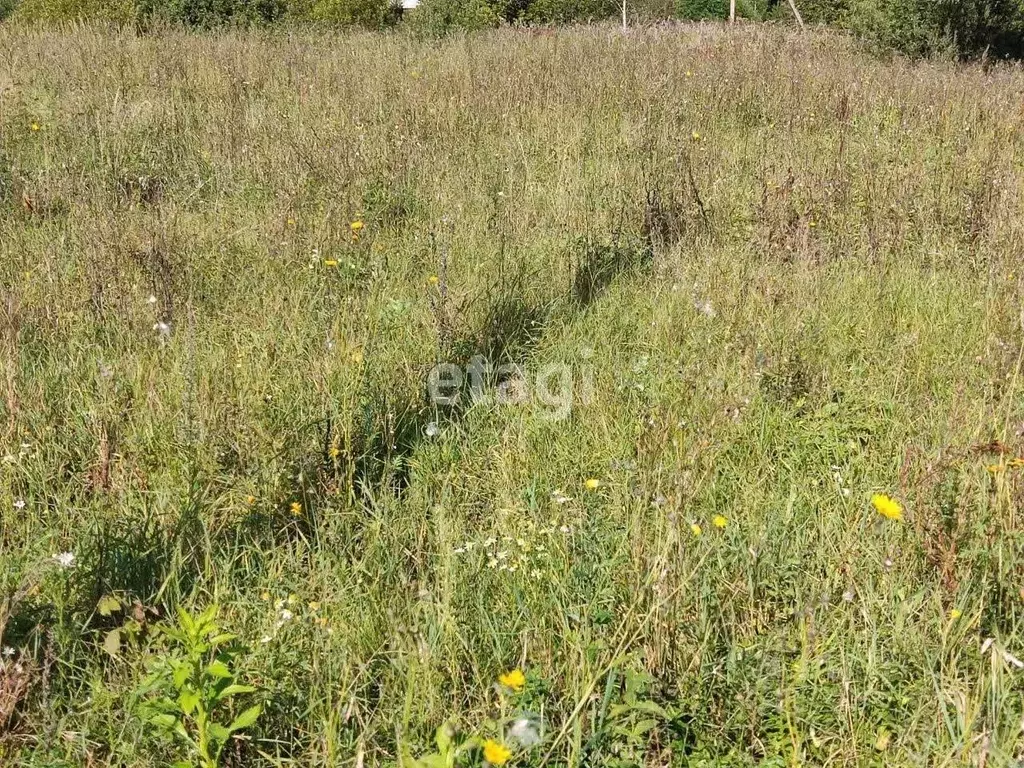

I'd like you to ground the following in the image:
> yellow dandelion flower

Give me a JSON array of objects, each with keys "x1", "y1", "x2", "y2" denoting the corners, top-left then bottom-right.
[
  {"x1": 482, "y1": 740, "x2": 512, "y2": 766},
  {"x1": 691, "y1": 130, "x2": 702, "y2": 142},
  {"x1": 685, "y1": 70, "x2": 693, "y2": 77},
  {"x1": 498, "y1": 668, "x2": 526, "y2": 692},
  {"x1": 290, "y1": 501, "x2": 303, "y2": 517},
  {"x1": 988, "y1": 463, "x2": 1005, "y2": 474},
  {"x1": 246, "y1": 495, "x2": 256, "y2": 505},
  {"x1": 950, "y1": 608, "x2": 962, "y2": 620},
  {"x1": 350, "y1": 220, "x2": 364, "y2": 232},
  {"x1": 286, "y1": 217, "x2": 296, "y2": 227},
  {"x1": 712, "y1": 515, "x2": 728, "y2": 529},
  {"x1": 30, "y1": 122, "x2": 40, "y2": 132},
  {"x1": 428, "y1": 275, "x2": 439, "y2": 285},
  {"x1": 584, "y1": 478, "x2": 600, "y2": 490},
  {"x1": 324, "y1": 259, "x2": 339, "y2": 267},
  {"x1": 329, "y1": 445, "x2": 341, "y2": 459},
  {"x1": 690, "y1": 522, "x2": 702, "y2": 536},
  {"x1": 871, "y1": 494, "x2": 903, "y2": 521}
]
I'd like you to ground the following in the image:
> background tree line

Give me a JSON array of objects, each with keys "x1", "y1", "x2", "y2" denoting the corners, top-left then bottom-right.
[{"x1": 2, "y1": 0, "x2": 1023, "y2": 58}]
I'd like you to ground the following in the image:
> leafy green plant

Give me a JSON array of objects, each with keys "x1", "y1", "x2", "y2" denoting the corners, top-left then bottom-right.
[
  {"x1": 135, "y1": 605, "x2": 262, "y2": 768},
  {"x1": 402, "y1": 724, "x2": 480, "y2": 768},
  {"x1": 405, "y1": 0, "x2": 500, "y2": 34},
  {"x1": 584, "y1": 665, "x2": 688, "y2": 766}
]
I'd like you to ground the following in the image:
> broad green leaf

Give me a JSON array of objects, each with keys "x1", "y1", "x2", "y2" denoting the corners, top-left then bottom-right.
[
  {"x1": 206, "y1": 660, "x2": 232, "y2": 679},
  {"x1": 178, "y1": 689, "x2": 200, "y2": 715},
  {"x1": 172, "y1": 661, "x2": 190, "y2": 689},
  {"x1": 102, "y1": 628, "x2": 121, "y2": 658},
  {"x1": 215, "y1": 684, "x2": 256, "y2": 701},
  {"x1": 147, "y1": 713, "x2": 178, "y2": 730},
  {"x1": 196, "y1": 604, "x2": 219, "y2": 635},
  {"x1": 227, "y1": 704, "x2": 262, "y2": 732},
  {"x1": 435, "y1": 724, "x2": 453, "y2": 754},
  {"x1": 175, "y1": 606, "x2": 196, "y2": 635},
  {"x1": 208, "y1": 722, "x2": 231, "y2": 744},
  {"x1": 97, "y1": 595, "x2": 122, "y2": 617}
]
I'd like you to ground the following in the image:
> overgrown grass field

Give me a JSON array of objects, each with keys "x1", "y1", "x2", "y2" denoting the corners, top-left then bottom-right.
[{"x1": 4, "y1": 21, "x2": 1024, "y2": 767}]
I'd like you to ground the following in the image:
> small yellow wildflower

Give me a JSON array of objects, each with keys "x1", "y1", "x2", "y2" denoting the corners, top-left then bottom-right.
[
  {"x1": 30, "y1": 122, "x2": 40, "y2": 132},
  {"x1": 329, "y1": 445, "x2": 341, "y2": 459},
  {"x1": 286, "y1": 217, "x2": 296, "y2": 227},
  {"x1": 246, "y1": 495, "x2": 256, "y2": 505},
  {"x1": 350, "y1": 220, "x2": 364, "y2": 232},
  {"x1": 691, "y1": 130, "x2": 702, "y2": 142},
  {"x1": 428, "y1": 275, "x2": 439, "y2": 286},
  {"x1": 260, "y1": 591, "x2": 271, "y2": 601},
  {"x1": 324, "y1": 259, "x2": 339, "y2": 268},
  {"x1": 287, "y1": 594, "x2": 298, "y2": 605},
  {"x1": 584, "y1": 478, "x2": 600, "y2": 490},
  {"x1": 712, "y1": 515, "x2": 728, "y2": 529},
  {"x1": 988, "y1": 463, "x2": 1005, "y2": 474},
  {"x1": 871, "y1": 494, "x2": 903, "y2": 521},
  {"x1": 685, "y1": 70, "x2": 693, "y2": 77},
  {"x1": 290, "y1": 501, "x2": 303, "y2": 517},
  {"x1": 482, "y1": 740, "x2": 512, "y2": 766},
  {"x1": 498, "y1": 668, "x2": 526, "y2": 692},
  {"x1": 350, "y1": 350, "x2": 364, "y2": 365},
  {"x1": 950, "y1": 608, "x2": 962, "y2": 620},
  {"x1": 690, "y1": 522, "x2": 702, "y2": 536}
]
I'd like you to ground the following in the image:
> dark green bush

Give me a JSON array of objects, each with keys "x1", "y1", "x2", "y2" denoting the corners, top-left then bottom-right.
[
  {"x1": 521, "y1": 0, "x2": 616, "y2": 24},
  {"x1": 14, "y1": 0, "x2": 136, "y2": 21},
  {"x1": 7, "y1": 0, "x2": 1024, "y2": 60},
  {"x1": 138, "y1": 0, "x2": 287, "y2": 25},
  {"x1": 405, "y1": 0, "x2": 499, "y2": 34},
  {"x1": 287, "y1": 0, "x2": 392, "y2": 26}
]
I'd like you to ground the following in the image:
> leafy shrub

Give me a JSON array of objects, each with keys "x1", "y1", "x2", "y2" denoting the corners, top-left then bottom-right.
[
  {"x1": 676, "y1": 0, "x2": 767, "y2": 21},
  {"x1": 14, "y1": 0, "x2": 136, "y2": 22},
  {"x1": 931, "y1": 0, "x2": 1024, "y2": 58},
  {"x1": 138, "y1": 0, "x2": 287, "y2": 25},
  {"x1": 405, "y1": 0, "x2": 500, "y2": 34},
  {"x1": 287, "y1": 0, "x2": 391, "y2": 26},
  {"x1": 521, "y1": 0, "x2": 617, "y2": 24},
  {"x1": 795, "y1": 0, "x2": 1024, "y2": 58}
]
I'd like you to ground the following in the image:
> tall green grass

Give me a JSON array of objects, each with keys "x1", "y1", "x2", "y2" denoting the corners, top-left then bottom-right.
[{"x1": 3, "y1": 21, "x2": 1024, "y2": 766}]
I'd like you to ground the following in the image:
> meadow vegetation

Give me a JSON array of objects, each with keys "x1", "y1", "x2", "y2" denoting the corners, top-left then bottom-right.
[
  {"x1": 3, "y1": 19, "x2": 1024, "y2": 767},
  {"x1": 4, "y1": 0, "x2": 1024, "y2": 59}
]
